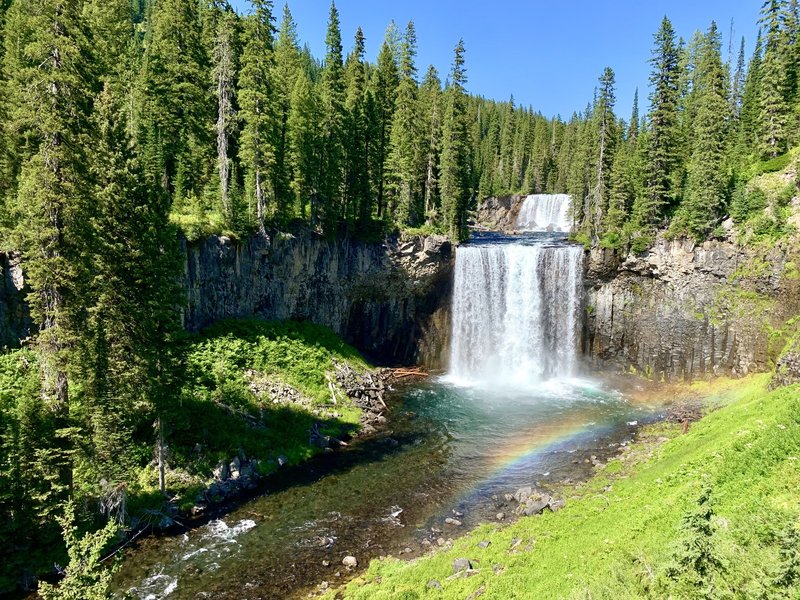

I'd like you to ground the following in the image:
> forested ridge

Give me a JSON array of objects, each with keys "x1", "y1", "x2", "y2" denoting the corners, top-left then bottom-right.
[{"x1": 1, "y1": 0, "x2": 800, "y2": 595}]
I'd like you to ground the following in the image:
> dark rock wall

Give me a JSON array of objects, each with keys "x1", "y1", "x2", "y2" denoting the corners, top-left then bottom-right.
[
  {"x1": 0, "y1": 253, "x2": 30, "y2": 349},
  {"x1": 584, "y1": 238, "x2": 798, "y2": 381},
  {"x1": 182, "y1": 232, "x2": 454, "y2": 367}
]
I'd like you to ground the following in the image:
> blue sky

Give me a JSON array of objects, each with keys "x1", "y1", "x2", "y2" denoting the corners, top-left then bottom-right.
[{"x1": 229, "y1": 0, "x2": 761, "y2": 120}]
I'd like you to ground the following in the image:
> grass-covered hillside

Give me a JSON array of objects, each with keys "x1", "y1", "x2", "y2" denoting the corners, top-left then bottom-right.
[{"x1": 337, "y1": 375, "x2": 800, "y2": 599}]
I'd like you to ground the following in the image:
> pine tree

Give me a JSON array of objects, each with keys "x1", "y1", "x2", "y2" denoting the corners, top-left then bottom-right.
[
  {"x1": 271, "y1": 3, "x2": 299, "y2": 218},
  {"x1": 238, "y1": 0, "x2": 276, "y2": 233},
  {"x1": 583, "y1": 67, "x2": 617, "y2": 242},
  {"x1": 759, "y1": 0, "x2": 791, "y2": 157},
  {"x1": 79, "y1": 84, "x2": 182, "y2": 488},
  {"x1": 677, "y1": 22, "x2": 730, "y2": 237},
  {"x1": 213, "y1": 9, "x2": 238, "y2": 224},
  {"x1": 439, "y1": 39, "x2": 470, "y2": 242},
  {"x1": 343, "y1": 27, "x2": 370, "y2": 230},
  {"x1": 419, "y1": 65, "x2": 443, "y2": 220},
  {"x1": 731, "y1": 37, "x2": 747, "y2": 119},
  {"x1": 371, "y1": 31, "x2": 398, "y2": 218},
  {"x1": 318, "y1": 1, "x2": 346, "y2": 234},
  {"x1": 387, "y1": 21, "x2": 421, "y2": 227},
  {"x1": 738, "y1": 30, "x2": 764, "y2": 158},
  {"x1": 4, "y1": 0, "x2": 100, "y2": 524},
  {"x1": 635, "y1": 16, "x2": 682, "y2": 232},
  {"x1": 137, "y1": 0, "x2": 211, "y2": 200},
  {"x1": 288, "y1": 70, "x2": 319, "y2": 223}
]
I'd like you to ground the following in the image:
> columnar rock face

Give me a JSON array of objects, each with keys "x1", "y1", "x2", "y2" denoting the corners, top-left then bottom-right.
[
  {"x1": 0, "y1": 253, "x2": 30, "y2": 349},
  {"x1": 182, "y1": 231, "x2": 454, "y2": 366},
  {"x1": 584, "y1": 238, "x2": 799, "y2": 381}
]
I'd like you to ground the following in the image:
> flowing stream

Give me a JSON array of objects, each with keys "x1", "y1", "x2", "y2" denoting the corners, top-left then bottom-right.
[{"x1": 113, "y1": 223, "x2": 662, "y2": 600}]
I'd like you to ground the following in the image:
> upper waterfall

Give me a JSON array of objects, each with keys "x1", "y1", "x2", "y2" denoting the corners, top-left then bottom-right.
[
  {"x1": 448, "y1": 238, "x2": 584, "y2": 388},
  {"x1": 516, "y1": 194, "x2": 573, "y2": 233}
]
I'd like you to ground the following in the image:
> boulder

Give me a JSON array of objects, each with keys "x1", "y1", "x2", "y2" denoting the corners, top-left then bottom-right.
[
  {"x1": 513, "y1": 486, "x2": 533, "y2": 503},
  {"x1": 342, "y1": 555, "x2": 358, "y2": 568},
  {"x1": 453, "y1": 558, "x2": 472, "y2": 574}
]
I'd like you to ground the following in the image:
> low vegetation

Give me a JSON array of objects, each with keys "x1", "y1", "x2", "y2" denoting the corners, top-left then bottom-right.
[
  {"x1": 0, "y1": 319, "x2": 371, "y2": 592},
  {"x1": 338, "y1": 375, "x2": 800, "y2": 599}
]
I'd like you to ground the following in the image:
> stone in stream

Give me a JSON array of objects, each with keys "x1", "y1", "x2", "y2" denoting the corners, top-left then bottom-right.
[
  {"x1": 496, "y1": 512, "x2": 505, "y2": 521},
  {"x1": 322, "y1": 560, "x2": 331, "y2": 567},
  {"x1": 453, "y1": 558, "x2": 472, "y2": 573},
  {"x1": 342, "y1": 555, "x2": 358, "y2": 568},
  {"x1": 445, "y1": 517, "x2": 462, "y2": 526},
  {"x1": 277, "y1": 455, "x2": 289, "y2": 468}
]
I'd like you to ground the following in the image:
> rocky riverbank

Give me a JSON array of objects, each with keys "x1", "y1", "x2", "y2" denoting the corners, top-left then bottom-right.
[{"x1": 160, "y1": 364, "x2": 396, "y2": 526}]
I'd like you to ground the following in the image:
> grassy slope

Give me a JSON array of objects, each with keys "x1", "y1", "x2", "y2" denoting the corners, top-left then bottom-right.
[
  {"x1": 132, "y1": 319, "x2": 372, "y2": 509},
  {"x1": 338, "y1": 375, "x2": 800, "y2": 599}
]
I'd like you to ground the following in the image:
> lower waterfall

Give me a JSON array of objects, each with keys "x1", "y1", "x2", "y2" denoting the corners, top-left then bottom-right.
[{"x1": 448, "y1": 240, "x2": 584, "y2": 387}]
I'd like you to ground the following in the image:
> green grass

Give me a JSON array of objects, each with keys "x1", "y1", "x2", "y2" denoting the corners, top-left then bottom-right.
[
  {"x1": 131, "y1": 319, "x2": 372, "y2": 500},
  {"x1": 338, "y1": 375, "x2": 800, "y2": 599}
]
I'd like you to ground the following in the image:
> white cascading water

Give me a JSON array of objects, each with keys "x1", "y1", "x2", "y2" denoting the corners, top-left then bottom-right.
[
  {"x1": 516, "y1": 194, "x2": 573, "y2": 232},
  {"x1": 448, "y1": 243, "x2": 583, "y2": 387}
]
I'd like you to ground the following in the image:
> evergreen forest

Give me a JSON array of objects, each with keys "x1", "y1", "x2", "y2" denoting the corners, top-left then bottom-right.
[{"x1": 2, "y1": 0, "x2": 800, "y2": 596}]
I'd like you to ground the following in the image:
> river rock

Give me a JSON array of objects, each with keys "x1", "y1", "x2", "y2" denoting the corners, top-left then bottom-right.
[
  {"x1": 513, "y1": 486, "x2": 533, "y2": 503},
  {"x1": 229, "y1": 457, "x2": 241, "y2": 479},
  {"x1": 516, "y1": 494, "x2": 551, "y2": 516},
  {"x1": 213, "y1": 461, "x2": 229, "y2": 481},
  {"x1": 342, "y1": 556, "x2": 358, "y2": 568},
  {"x1": 445, "y1": 517, "x2": 462, "y2": 526},
  {"x1": 453, "y1": 558, "x2": 472, "y2": 574},
  {"x1": 277, "y1": 455, "x2": 288, "y2": 468},
  {"x1": 496, "y1": 512, "x2": 505, "y2": 521}
]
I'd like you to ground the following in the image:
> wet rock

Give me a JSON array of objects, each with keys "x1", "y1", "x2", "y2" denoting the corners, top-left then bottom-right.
[
  {"x1": 342, "y1": 556, "x2": 358, "y2": 568},
  {"x1": 516, "y1": 494, "x2": 551, "y2": 516},
  {"x1": 445, "y1": 517, "x2": 462, "y2": 526},
  {"x1": 322, "y1": 560, "x2": 331, "y2": 567},
  {"x1": 229, "y1": 457, "x2": 241, "y2": 479},
  {"x1": 513, "y1": 486, "x2": 533, "y2": 503},
  {"x1": 277, "y1": 455, "x2": 288, "y2": 468},
  {"x1": 213, "y1": 461, "x2": 229, "y2": 481},
  {"x1": 427, "y1": 579, "x2": 443, "y2": 590},
  {"x1": 453, "y1": 558, "x2": 472, "y2": 574}
]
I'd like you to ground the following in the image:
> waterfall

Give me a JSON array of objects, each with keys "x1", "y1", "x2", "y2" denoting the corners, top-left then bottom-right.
[
  {"x1": 516, "y1": 194, "x2": 572, "y2": 232},
  {"x1": 448, "y1": 242, "x2": 584, "y2": 387}
]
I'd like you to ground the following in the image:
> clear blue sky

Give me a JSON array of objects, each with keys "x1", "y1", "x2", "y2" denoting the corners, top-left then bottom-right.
[{"x1": 230, "y1": 0, "x2": 761, "y2": 120}]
